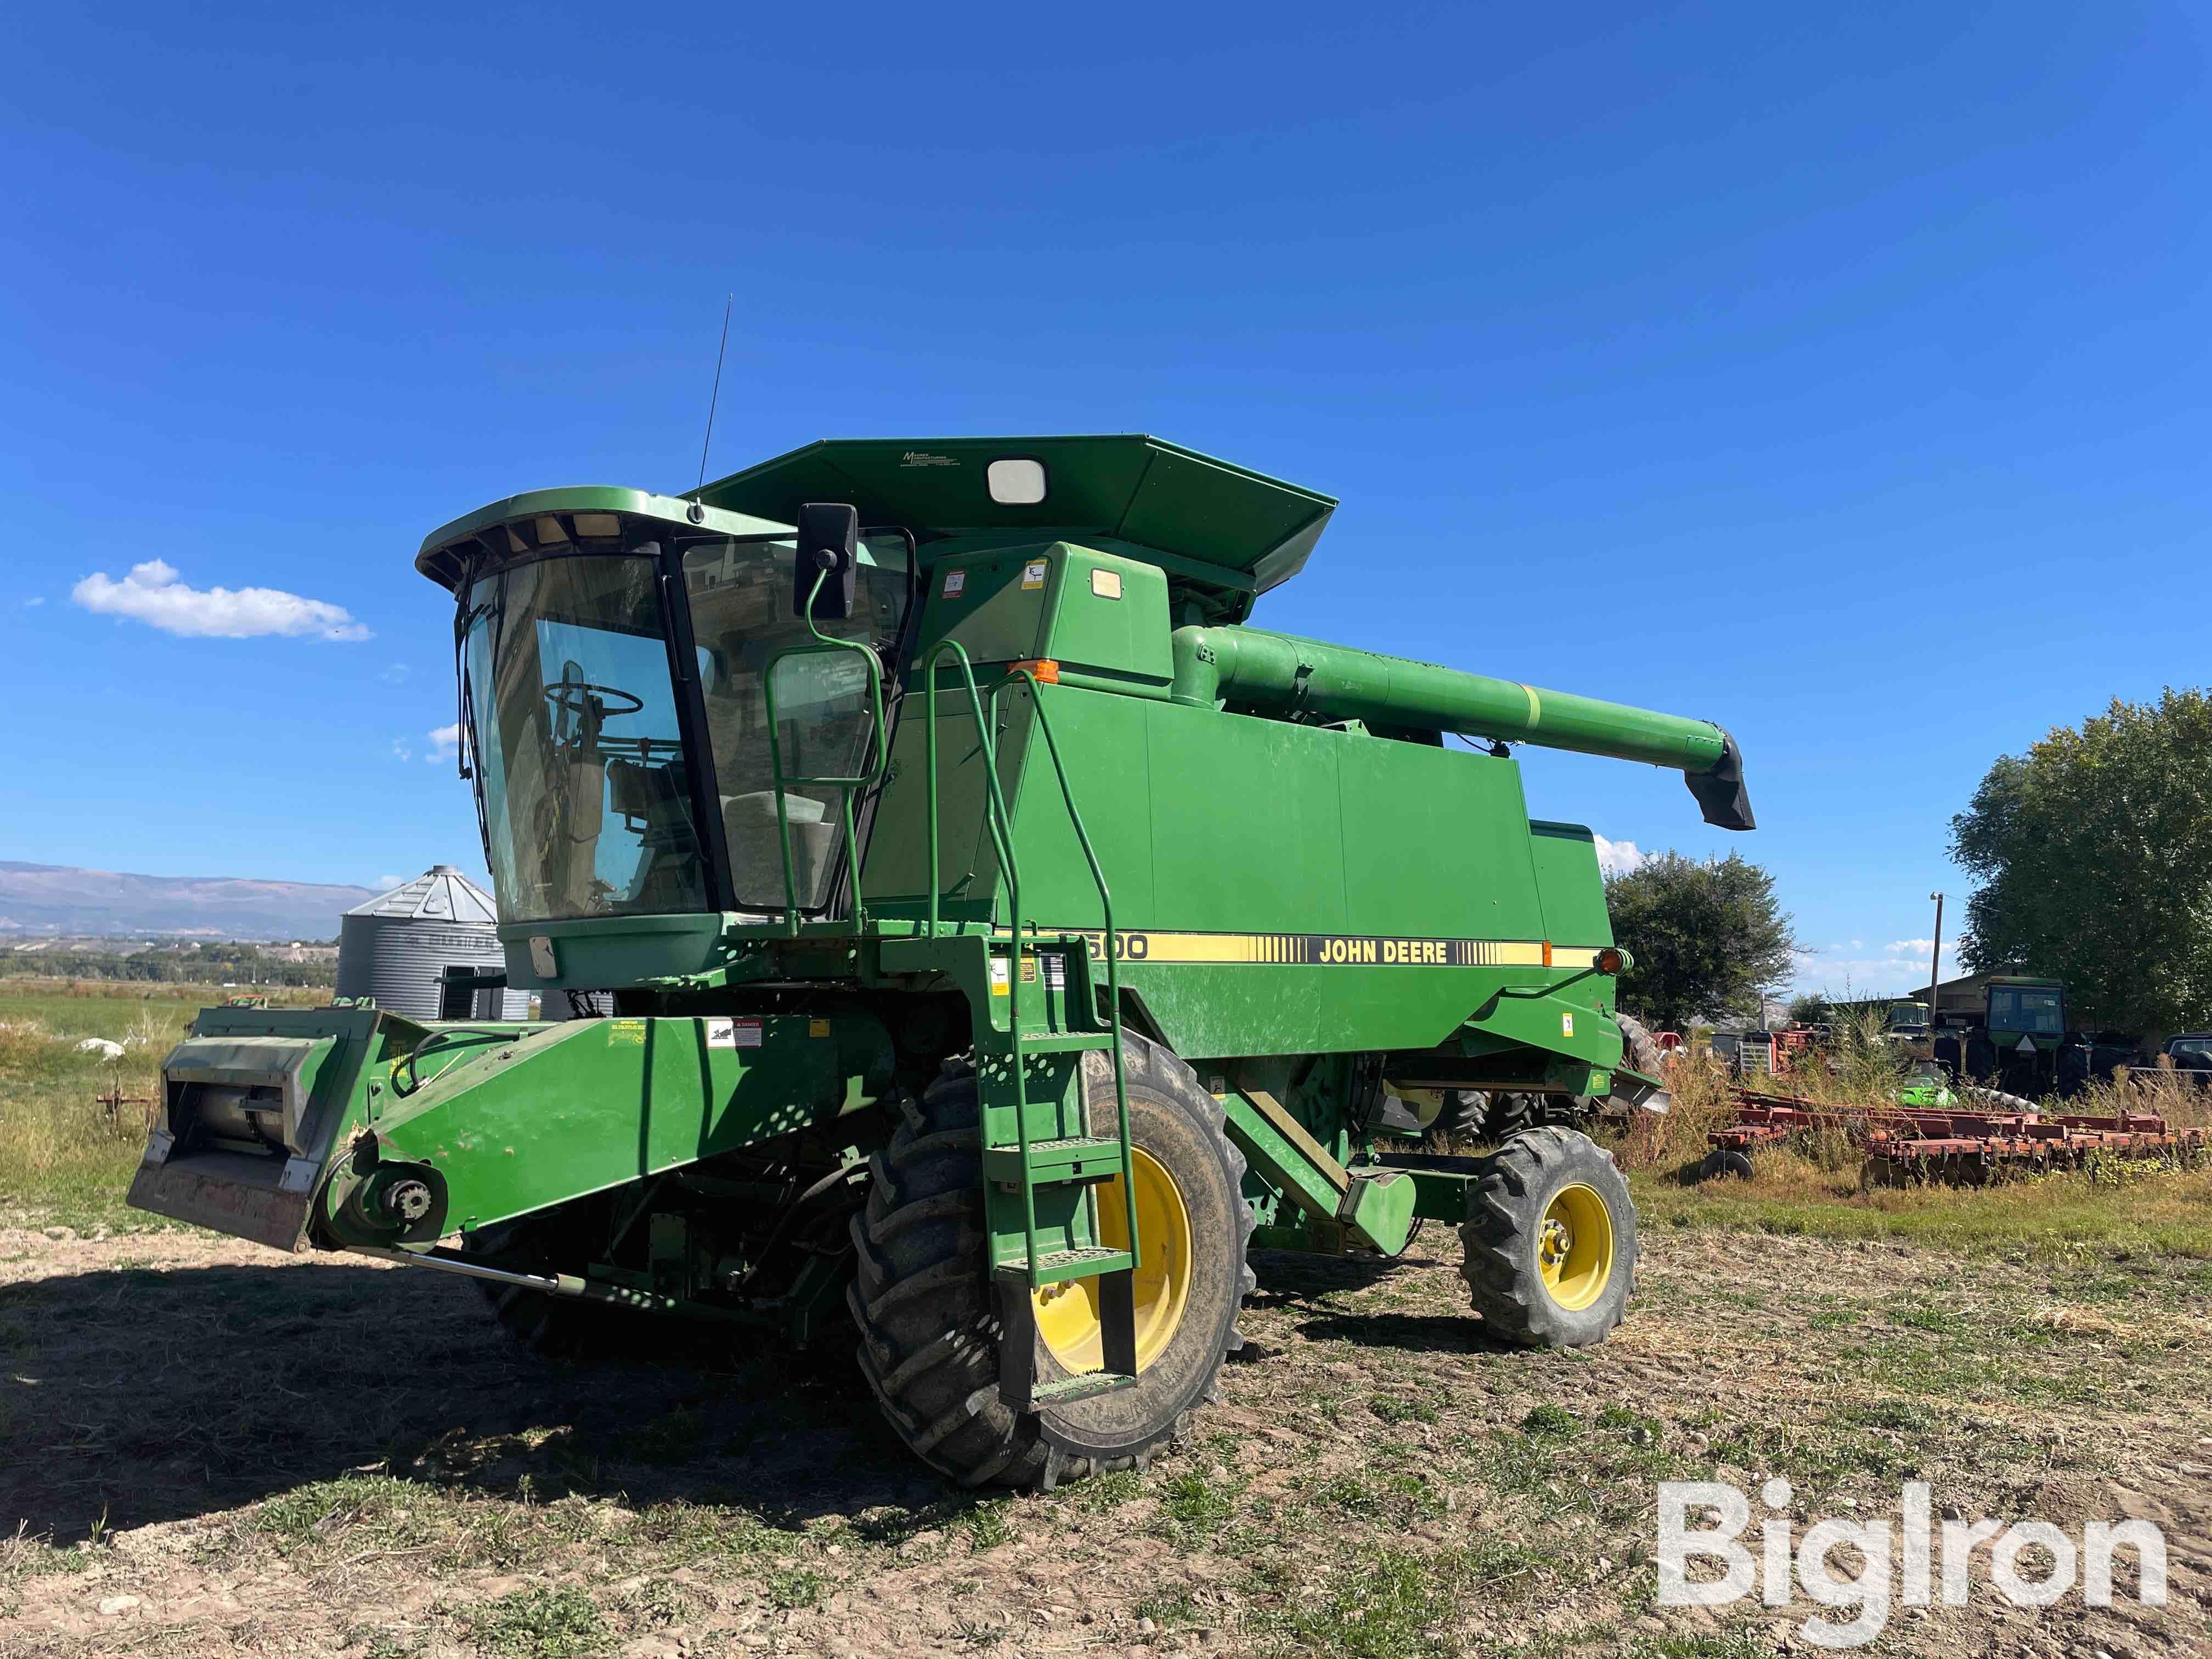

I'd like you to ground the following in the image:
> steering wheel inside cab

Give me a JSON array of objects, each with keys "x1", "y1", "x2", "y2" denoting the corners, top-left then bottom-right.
[{"x1": 544, "y1": 669, "x2": 644, "y2": 747}]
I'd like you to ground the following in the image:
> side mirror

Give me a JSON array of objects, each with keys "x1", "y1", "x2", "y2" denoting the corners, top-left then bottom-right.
[{"x1": 793, "y1": 502, "x2": 859, "y2": 620}]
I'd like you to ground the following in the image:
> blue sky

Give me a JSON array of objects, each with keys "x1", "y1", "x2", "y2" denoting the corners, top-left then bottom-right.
[{"x1": 4, "y1": 3, "x2": 2205, "y2": 996}]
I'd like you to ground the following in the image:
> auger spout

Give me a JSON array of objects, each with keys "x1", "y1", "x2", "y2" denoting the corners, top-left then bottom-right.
[{"x1": 1168, "y1": 625, "x2": 1754, "y2": 830}]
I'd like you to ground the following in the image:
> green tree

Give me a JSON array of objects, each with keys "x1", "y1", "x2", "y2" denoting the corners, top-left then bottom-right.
[
  {"x1": 1604, "y1": 852, "x2": 1797, "y2": 1030},
  {"x1": 1950, "y1": 687, "x2": 2212, "y2": 1036}
]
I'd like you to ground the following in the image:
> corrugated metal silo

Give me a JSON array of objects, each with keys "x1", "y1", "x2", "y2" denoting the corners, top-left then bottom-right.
[{"x1": 335, "y1": 865, "x2": 527, "y2": 1020}]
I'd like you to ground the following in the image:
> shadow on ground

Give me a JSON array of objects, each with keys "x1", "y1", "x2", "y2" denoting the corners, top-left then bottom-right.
[
  {"x1": 1, "y1": 1244, "x2": 1511, "y2": 1543},
  {"x1": 0, "y1": 1257, "x2": 928, "y2": 1543},
  {"x1": 1248, "y1": 1245, "x2": 1519, "y2": 1356}
]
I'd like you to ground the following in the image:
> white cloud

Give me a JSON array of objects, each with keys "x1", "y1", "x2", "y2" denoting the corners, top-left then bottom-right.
[
  {"x1": 1790, "y1": 939, "x2": 1965, "y2": 997},
  {"x1": 380, "y1": 663, "x2": 411, "y2": 684},
  {"x1": 426, "y1": 723, "x2": 462, "y2": 764},
  {"x1": 72, "y1": 559, "x2": 370, "y2": 641},
  {"x1": 391, "y1": 738, "x2": 414, "y2": 762},
  {"x1": 22, "y1": 597, "x2": 44, "y2": 607},
  {"x1": 374, "y1": 874, "x2": 405, "y2": 891},
  {"x1": 1593, "y1": 834, "x2": 1647, "y2": 877}
]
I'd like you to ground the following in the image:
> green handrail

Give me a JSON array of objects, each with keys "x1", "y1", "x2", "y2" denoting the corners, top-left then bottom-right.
[
  {"x1": 919, "y1": 640, "x2": 1042, "y2": 1274},
  {"x1": 761, "y1": 567, "x2": 889, "y2": 935},
  {"x1": 772, "y1": 624, "x2": 1135, "y2": 1297},
  {"x1": 988, "y1": 669, "x2": 1138, "y2": 1279}
]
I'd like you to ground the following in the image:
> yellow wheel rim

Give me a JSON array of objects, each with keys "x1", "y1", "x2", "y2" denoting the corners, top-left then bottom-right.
[
  {"x1": 1537, "y1": 1182, "x2": 1616, "y2": 1312},
  {"x1": 1032, "y1": 1148, "x2": 1192, "y2": 1374}
]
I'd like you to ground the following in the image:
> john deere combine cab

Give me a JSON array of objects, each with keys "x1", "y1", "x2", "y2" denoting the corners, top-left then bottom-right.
[{"x1": 130, "y1": 436, "x2": 1754, "y2": 1487}]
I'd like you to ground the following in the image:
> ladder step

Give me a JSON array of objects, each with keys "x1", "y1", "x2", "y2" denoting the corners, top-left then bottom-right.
[
  {"x1": 983, "y1": 1137, "x2": 1127, "y2": 1187},
  {"x1": 983, "y1": 1030, "x2": 1115, "y2": 1054},
  {"x1": 994, "y1": 1245, "x2": 1134, "y2": 1286},
  {"x1": 1029, "y1": 1370, "x2": 1137, "y2": 1407}
]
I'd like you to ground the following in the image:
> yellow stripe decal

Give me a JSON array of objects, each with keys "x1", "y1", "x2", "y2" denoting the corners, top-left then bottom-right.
[{"x1": 1031, "y1": 928, "x2": 1607, "y2": 968}]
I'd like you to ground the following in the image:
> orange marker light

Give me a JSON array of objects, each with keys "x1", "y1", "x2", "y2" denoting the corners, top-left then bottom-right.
[
  {"x1": 1010, "y1": 659, "x2": 1060, "y2": 684},
  {"x1": 1596, "y1": 947, "x2": 1624, "y2": 975}
]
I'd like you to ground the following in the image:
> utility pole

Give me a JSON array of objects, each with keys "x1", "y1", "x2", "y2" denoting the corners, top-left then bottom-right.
[{"x1": 1926, "y1": 893, "x2": 1944, "y2": 1026}]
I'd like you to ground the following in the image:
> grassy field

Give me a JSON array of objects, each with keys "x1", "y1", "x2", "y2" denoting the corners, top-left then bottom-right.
[
  {"x1": 2, "y1": 1214, "x2": 2204, "y2": 1657},
  {"x1": 0, "y1": 980, "x2": 326, "y2": 1235},
  {"x1": 1, "y1": 984, "x2": 2208, "y2": 1655}
]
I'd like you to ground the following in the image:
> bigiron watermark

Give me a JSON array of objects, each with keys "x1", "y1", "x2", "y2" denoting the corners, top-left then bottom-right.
[{"x1": 1656, "y1": 1478, "x2": 2168, "y2": 1649}]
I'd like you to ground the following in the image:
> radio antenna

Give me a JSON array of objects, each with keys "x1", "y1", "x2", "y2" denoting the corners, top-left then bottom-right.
[{"x1": 694, "y1": 293, "x2": 733, "y2": 496}]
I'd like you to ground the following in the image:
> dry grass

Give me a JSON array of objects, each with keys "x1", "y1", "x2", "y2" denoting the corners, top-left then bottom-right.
[
  {"x1": 1605, "y1": 1037, "x2": 2212, "y2": 1260},
  {"x1": 2075, "y1": 1060, "x2": 2212, "y2": 1130},
  {"x1": 1609, "y1": 1048, "x2": 1741, "y2": 1175},
  {"x1": 4, "y1": 1226, "x2": 2207, "y2": 1658},
  {"x1": 0, "y1": 1009, "x2": 169, "y2": 1234},
  {"x1": 0, "y1": 1008, "x2": 160, "y2": 1186},
  {"x1": 0, "y1": 984, "x2": 324, "y2": 1235}
]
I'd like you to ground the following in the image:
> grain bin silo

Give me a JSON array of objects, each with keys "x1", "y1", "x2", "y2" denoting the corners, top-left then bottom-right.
[{"x1": 335, "y1": 865, "x2": 527, "y2": 1019}]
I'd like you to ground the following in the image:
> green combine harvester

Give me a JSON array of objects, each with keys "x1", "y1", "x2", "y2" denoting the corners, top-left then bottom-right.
[{"x1": 129, "y1": 436, "x2": 1754, "y2": 1488}]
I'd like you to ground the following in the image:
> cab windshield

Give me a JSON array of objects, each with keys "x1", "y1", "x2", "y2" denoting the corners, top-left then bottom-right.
[
  {"x1": 461, "y1": 535, "x2": 909, "y2": 924},
  {"x1": 463, "y1": 555, "x2": 706, "y2": 923},
  {"x1": 1988, "y1": 985, "x2": 2065, "y2": 1035}
]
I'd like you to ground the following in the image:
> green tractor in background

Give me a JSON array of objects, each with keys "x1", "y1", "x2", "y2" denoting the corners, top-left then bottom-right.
[
  {"x1": 1934, "y1": 976, "x2": 2135, "y2": 1103},
  {"x1": 129, "y1": 436, "x2": 1752, "y2": 1488},
  {"x1": 1881, "y1": 1000, "x2": 1931, "y2": 1042}
]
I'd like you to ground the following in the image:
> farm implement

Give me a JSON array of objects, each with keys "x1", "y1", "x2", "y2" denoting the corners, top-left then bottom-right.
[
  {"x1": 129, "y1": 435, "x2": 1756, "y2": 1489},
  {"x1": 1705, "y1": 1087, "x2": 2209, "y2": 1186}
]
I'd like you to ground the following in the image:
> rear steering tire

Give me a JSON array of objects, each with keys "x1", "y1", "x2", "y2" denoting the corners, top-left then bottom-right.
[
  {"x1": 1615, "y1": 1013, "x2": 1668, "y2": 1087},
  {"x1": 1459, "y1": 1126, "x2": 1638, "y2": 1348},
  {"x1": 847, "y1": 1035, "x2": 1254, "y2": 1489},
  {"x1": 1481, "y1": 1091, "x2": 1545, "y2": 1141},
  {"x1": 1431, "y1": 1090, "x2": 1487, "y2": 1141},
  {"x1": 1432, "y1": 1090, "x2": 1545, "y2": 1143}
]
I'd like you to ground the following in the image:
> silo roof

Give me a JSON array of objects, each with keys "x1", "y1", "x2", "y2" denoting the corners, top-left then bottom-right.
[{"x1": 346, "y1": 865, "x2": 499, "y2": 926}]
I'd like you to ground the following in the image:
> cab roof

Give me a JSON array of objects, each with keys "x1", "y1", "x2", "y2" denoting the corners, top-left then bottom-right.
[
  {"x1": 414, "y1": 487, "x2": 789, "y2": 592},
  {"x1": 414, "y1": 438, "x2": 1337, "y2": 605}
]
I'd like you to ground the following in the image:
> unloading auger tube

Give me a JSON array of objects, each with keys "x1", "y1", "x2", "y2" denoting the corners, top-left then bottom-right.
[{"x1": 1168, "y1": 625, "x2": 1755, "y2": 831}]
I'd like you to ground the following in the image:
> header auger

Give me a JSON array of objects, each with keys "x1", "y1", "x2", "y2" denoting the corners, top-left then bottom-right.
[{"x1": 131, "y1": 434, "x2": 1753, "y2": 1487}]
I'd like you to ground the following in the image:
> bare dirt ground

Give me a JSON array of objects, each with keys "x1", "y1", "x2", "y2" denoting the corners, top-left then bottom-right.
[{"x1": 1, "y1": 1223, "x2": 2207, "y2": 1658}]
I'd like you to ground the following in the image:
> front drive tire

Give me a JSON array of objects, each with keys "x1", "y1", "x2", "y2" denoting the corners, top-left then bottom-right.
[
  {"x1": 1459, "y1": 1126, "x2": 1638, "y2": 1348},
  {"x1": 847, "y1": 1035, "x2": 1254, "y2": 1489}
]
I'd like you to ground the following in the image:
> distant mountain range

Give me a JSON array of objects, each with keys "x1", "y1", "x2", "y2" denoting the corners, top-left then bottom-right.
[{"x1": 0, "y1": 862, "x2": 379, "y2": 941}]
